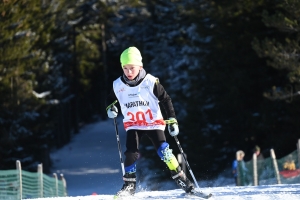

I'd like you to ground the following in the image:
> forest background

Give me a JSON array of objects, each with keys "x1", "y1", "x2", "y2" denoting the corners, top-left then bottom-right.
[{"x1": 1, "y1": 0, "x2": 300, "y2": 181}]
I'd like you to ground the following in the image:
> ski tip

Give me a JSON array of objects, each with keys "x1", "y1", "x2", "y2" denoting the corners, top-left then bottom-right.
[
  {"x1": 202, "y1": 192, "x2": 213, "y2": 199},
  {"x1": 113, "y1": 193, "x2": 135, "y2": 199},
  {"x1": 189, "y1": 189, "x2": 213, "y2": 199},
  {"x1": 199, "y1": 193, "x2": 213, "y2": 199},
  {"x1": 113, "y1": 195, "x2": 138, "y2": 200}
]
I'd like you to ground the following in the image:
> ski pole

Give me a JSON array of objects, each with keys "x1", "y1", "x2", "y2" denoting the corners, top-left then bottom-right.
[
  {"x1": 107, "y1": 100, "x2": 125, "y2": 176},
  {"x1": 165, "y1": 119, "x2": 200, "y2": 189}
]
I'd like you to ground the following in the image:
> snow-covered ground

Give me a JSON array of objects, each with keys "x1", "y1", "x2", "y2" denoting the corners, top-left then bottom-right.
[
  {"x1": 28, "y1": 118, "x2": 300, "y2": 199},
  {"x1": 27, "y1": 184, "x2": 300, "y2": 199}
]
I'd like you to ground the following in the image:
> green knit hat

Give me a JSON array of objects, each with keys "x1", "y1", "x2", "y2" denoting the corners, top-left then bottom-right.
[{"x1": 120, "y1": 47, "x2": 143, "y2": 68}]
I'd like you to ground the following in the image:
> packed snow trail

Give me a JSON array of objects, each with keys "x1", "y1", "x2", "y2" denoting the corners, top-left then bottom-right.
[
  {"x1": 47, "y1": 119, "x2": 300, "y2": 200},
  {"x1": 50, "y1": 118, "x2": 127, "y2": 196},
  {"x1": 27, "y1": 184, "x2": 300, "y2": 199}
]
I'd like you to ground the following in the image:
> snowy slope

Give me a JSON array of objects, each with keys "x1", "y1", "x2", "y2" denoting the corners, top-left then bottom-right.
[
  {"x1": 27, "y1": 184, "x2": 300, "y2": 200},
  {"x1": 49, "y1": 118, "x2": 127, "y2": 196},
  {"x1": 35, "y1": 118, "x2": 300, "y2": 200}
]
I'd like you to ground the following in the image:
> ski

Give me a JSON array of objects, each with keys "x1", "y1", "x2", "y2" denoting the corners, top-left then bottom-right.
[
  {"x1": 113, "y1": 195, "x2": 140, "y2": 200},
  {"x1": 113, "y1": 189, "x2": 212, "y2": 199},
  {"x1": 113, "y1": 194, "x2": 130, "y2": 199},
  {"x1": 187, "y1": 189, "x2": 213, "y2": 199},
  {"x1": 113, "y1": 192, "x2": 136, "y2": 199},
  {"x1": 113, "y1": 194, "x2": 131, "y2": 199}
]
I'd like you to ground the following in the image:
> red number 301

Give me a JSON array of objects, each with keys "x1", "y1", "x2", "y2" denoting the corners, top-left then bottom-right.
[{"x1": 127, "y1": 109, "x2": 153, "y2": 121}]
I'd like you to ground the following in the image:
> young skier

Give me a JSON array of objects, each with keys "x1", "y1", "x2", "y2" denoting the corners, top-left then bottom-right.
[{"x1": 106, "y1": 46, "x2": 194, "y2": 197}]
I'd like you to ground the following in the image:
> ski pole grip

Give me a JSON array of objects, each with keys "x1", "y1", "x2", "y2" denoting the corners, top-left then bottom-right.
[
  {"x1": 106, "y1": 100, "x2": 118, "y2": 111},
  {"x1": 164, "y1": 118, "x2": 177, "y2": 124}
]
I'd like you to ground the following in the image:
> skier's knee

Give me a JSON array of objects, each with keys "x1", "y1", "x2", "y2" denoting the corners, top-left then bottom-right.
[
  {"x1": 157, "y1": 142, "x2": 179, "y2": 170},
  {"x1": 124, "y1": 151, "x2": 139, "y2": 160}
]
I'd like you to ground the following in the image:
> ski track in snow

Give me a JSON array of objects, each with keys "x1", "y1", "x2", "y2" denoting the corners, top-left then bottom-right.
[
  {"x1": 27, "y1": 184, "x2": 300, "y2": 199},
  {"x1": 27, "y1": 119, "x2": 300, "y2": 200}
]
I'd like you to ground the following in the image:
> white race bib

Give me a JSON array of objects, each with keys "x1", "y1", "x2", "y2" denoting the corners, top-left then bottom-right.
[{"x1": 113, "y1": 74, "x2": 166, "y2": 131}]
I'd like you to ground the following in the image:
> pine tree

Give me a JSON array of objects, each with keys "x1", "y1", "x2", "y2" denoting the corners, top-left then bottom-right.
[
  {"x1": 178, "y1": 0, "x2": 285, "y2": 177},
  {"x1": 252, "y1": 0, "x2": 300, "y2": 154},
  {"x1": 252, "y1": 0, "x2": 300, "y2": 100},
  {"x1": 0, "y1": 0, "x2": 56, "y2": 171}
]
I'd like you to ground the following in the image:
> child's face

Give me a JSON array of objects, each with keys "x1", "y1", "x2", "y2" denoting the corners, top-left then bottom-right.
[{"x1": 123, "y1": 64, "x2": 142, "y2": 80}]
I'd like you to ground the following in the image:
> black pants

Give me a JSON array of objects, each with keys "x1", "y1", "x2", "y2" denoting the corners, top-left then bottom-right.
[{"x1": 124, "y1": 129, "x2": 166, "y2": 167}]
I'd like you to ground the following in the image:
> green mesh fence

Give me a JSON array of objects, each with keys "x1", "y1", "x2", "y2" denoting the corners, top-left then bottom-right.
[
  {"x1": 238, "y1": 149, "x2": 300, "y2": 186},
  {"x1": 0, "y1": 170, "x2": 19, "y2": 200},
  {"x1": 0, "y1": 169, "x2": 66, "y2": 200}
]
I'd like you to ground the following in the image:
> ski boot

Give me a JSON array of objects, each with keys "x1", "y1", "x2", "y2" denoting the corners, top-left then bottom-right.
[
  {"x1": 115, "y1": 173, "x2": 136, "y2": 197},
  {"x1": 171, "y1": 167, "x2": 194, "y2": 193}
]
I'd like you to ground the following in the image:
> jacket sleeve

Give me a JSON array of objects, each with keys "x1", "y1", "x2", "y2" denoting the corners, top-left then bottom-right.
[
  {"x1": 106, "y1": 88, "x2": 117, "y2": 109},
  {"x1": 232, "y1": 160, "x2": 237, "y2": 170},
  {"x1": 153, "y1": 79, "x2": 176, "y2": 119}
]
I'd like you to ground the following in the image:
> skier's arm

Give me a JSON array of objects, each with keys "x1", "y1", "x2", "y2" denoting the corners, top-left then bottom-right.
[
  {"x1": 106, "y1": 88, "x2": 117, "y2": 108},
  {"x1": 153, "y1": 79, "x2": 176, "y2": 119},
  {"x1": 232, "y1": 160, "x2": 237, "y2": 174}
]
